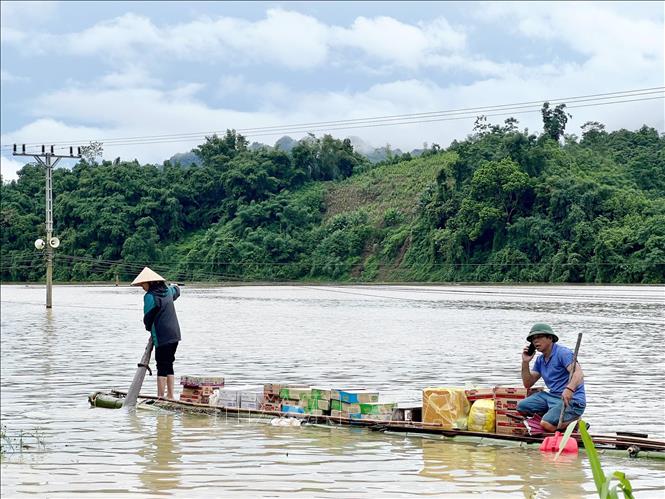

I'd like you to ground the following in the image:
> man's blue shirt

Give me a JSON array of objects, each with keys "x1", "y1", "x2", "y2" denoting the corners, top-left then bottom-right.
[{"x1": 533, "y1": 343, "x2": 586, "y2": 405}]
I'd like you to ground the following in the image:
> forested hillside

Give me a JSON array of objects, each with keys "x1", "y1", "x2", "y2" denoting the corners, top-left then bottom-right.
[{"x1": 2, "y1": 110, "x2": 664, "y2": 284}]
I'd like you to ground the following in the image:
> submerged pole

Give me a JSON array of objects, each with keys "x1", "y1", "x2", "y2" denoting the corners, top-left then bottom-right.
[{"x1": 123, "y1": 338, "x2": 154, "y2": 408}]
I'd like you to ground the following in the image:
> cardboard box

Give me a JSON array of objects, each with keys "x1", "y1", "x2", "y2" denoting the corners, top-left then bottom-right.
[
  {"x1": 264, "y1": 383, "x2": 283, "y2": 396},
  {"x1": 360, "y1": 403, "x2": 396, "y2": 415},
  {"x1": 311, "y1": 387, "x2": 332, "y2": 400},
  {"x1": 339, "y1": 390, "x2": 379, "y2": 404},
  {"x1": 261, "y1": 402, "x2": 281, "y2": 412},
  {"x1": 330, "y1": 410, "x2": 362, "y2": 419},
  {"x1": 495, "y1": 398, "x2": 524, "y2": 411},
  {"x1": 331, "y1": 388, "x2": 364, "y2": 401},
  {"x1": 180, "y1": 375, "x2": 225, "y2": 387},
  {"x1": 281, "y1": 404, "x2": 305, "y2": 414},
  {"x1": 496, "y1": 420, "x2": 528, "y2": 435},
  {"x1": 331, "y1": 401, "x2": 360, "y2": 413},
  {"x1": 279, "y1": 387, "x2": 311, "y2": 400},
  {"x1": 216, "y1": 385, "x2": 262, "y2": 408},
  {"x1": 240, "y1": 400, "x2": 261, "y2": 410},
  {"x1": 465, "y1": 388, "x2": 495, "y2": 401},
  {"x1": 315, "y1": 399, "x2": 330, "y2": 411},
  {"x1": 494, "y1": 386, "x2": 528, "y2": 397}
]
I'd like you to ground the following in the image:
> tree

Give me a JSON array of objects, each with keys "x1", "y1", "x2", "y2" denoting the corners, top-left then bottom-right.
[{"x1": 541, "y1": 102, "x2": 571, "y2": 141}]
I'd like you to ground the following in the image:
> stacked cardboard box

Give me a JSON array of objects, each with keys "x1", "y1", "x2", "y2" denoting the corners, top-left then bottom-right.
[
  {"x1": 307, "y1": 387, "x2": 332, "y2": 416},
  {"x1": 279, "y1": 385, "x2": 311, "y2": 414},
  {"x1": 262, "y1": 383, "x2": 283, "y2": 412},
  {"x1": 358, "y1": 402, "x2": 396, "y2": 421},
  {"x1": 179, "y1": 375, "x2": 225, "y2": 404},
  {"x1": 494, "y1": 386, "x2": 528, "y2": 435},
  {"x1": 464, "y1": 387, "x2": 495, "y2": 402},
  {"x1": 329, "y1": 389, "x2": 379, "y2": 419},
  {"x1": 215, "y1": 385, "x2": 263, "y2": 409}
]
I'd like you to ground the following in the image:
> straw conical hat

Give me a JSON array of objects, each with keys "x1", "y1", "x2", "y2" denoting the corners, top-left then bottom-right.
[{"x1": 131, "y1": 267, "x2": 166, "y2": 286}]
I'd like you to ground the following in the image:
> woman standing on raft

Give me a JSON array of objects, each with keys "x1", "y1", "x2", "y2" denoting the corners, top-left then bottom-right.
[{"x1": 131, "y1": 267, "x2": 181, "y2": 400}]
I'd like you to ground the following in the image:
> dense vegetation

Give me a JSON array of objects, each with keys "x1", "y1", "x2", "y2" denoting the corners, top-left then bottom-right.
[{"x1": 2, "y1": 109, "x2": 664, "y2": 284}]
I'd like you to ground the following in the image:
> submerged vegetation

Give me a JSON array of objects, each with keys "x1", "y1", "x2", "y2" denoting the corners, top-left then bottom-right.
[
  {"x1": 2, "y1": 106, "x2": 664, "y2": 284},
  {"x1": 0, "y1": 424, "x2": 46, "y2": 458}
]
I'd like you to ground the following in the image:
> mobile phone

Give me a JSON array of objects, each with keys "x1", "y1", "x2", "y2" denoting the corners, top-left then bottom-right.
[{"x1": 527, "y1": 343, "x2": 536, "y2": 356}]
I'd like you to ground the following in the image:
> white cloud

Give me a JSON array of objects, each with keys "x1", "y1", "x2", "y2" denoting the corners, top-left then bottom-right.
[
  {"x1": 480, "y1": 2, "x2": 663, "y2": 61},
  {"x1": 1, "y1": 3, "x2": 662, "y2": 167},
  {"x1": 1, "y1": 9, "x2": 472, "y2": 71},
  {"x1": 98, "y1": 65, "x2": 161, "y2": 88},
  {"x1": 1, "y1": 155, "x2": 29, "y2": 183}
]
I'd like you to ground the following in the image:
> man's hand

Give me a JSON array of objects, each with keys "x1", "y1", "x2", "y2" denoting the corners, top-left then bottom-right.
[
  {"x1": 522, "y1": 345, "x2": 534, "y2": 363},
  {"x1": 562, "y1": 387, "x2": 573, "y2": 406}
]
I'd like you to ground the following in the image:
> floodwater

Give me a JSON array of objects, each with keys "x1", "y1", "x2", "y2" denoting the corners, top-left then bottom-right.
[{"x1": 1, "y1": 284, "x2": 664, "y2": 497}]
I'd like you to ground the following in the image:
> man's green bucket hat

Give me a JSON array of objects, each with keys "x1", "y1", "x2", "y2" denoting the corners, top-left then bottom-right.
[{"x1": 526, "y1": 323, "x2": 559, "y2": 342}]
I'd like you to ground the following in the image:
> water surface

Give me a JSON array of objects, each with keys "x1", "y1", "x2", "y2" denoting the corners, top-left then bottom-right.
[{"x1": 1, "y1": 284, "x2": 664, "y2": 497}]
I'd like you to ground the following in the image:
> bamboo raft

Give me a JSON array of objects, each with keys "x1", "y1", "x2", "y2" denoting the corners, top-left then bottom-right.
[{"x1": 89, "y1": 390, "x2": 665, "y2": 460}]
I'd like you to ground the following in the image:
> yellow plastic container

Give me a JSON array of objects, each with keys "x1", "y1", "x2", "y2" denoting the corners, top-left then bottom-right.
[
  {"x1": 467, "y1": 398, "x2": 496, "y2": 433},
  {"x1": 422, "y1": 387, "x2": 470, "y2": 429}
]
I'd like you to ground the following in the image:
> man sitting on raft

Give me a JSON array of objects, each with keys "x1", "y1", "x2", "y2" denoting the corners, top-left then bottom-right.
[{"x1": 518, "y1": 323, "x2": 586, "y2": 434}]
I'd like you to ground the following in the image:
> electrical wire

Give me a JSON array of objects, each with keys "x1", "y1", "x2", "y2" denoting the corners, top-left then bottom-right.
[{"x1": 1, "y1": 87, "x2": 662, "y2": 152}]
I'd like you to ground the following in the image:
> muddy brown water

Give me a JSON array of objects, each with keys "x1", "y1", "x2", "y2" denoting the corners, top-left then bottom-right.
[{"x1": 1, "y1": 284, "x2": 664, "y2": 497}]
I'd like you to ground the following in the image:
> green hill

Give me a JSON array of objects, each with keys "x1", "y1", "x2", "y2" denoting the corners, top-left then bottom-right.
[{"x1": 2, "y1": 118, "x2": 663, "y2": 284}]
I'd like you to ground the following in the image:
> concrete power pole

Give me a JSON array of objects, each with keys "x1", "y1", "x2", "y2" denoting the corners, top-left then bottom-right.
[{"x1": 13, "y1": 144, "x2": 81, "y2": 308}]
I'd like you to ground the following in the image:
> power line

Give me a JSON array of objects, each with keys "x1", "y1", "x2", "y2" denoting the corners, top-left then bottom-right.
[{"x1": 1, "y1": 87, "x2": 662, "y2": 152}]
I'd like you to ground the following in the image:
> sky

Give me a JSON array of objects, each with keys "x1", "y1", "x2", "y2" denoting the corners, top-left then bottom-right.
[{"x1": 1, "y1": 1, "x2": 663, "y2": 181}]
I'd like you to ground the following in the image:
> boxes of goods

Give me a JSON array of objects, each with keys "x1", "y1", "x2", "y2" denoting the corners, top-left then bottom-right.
[
  {"x1": 240, "y1": 387, "x2": 264, "y2": 410},
  {"x1": 331, "y1": 388, "x2": 364, "y2": 401},
  {"x1": 330, "y1": 399, "x2": 361, "y2": 414},
  {"x1": 262, "y1": 383, "x2": 283, "y2": 411},
  {"x1": 180, "y1": 375, "x2": 225, "y2": 387},
  {"x1": 331, "y1": 410, "x2": 362, "y2": 419},
  {"x1": 422, "y1": 387, "x2": 471, "y2": 429},
  {"x1": 494, "y1": 386, "x2": 528, "y2": 435},
  {"x1": 358, "y1": 403, "x2": 396, "y2": 421},
  {"x1": 464, "y1": 387, "x2": 495, "y2": 402},
  {"x1": 281, "y1": 404, "x2": 306, "y2": 415},
  {"x1": 179, "y1": 375, "x2": 225, "y2": 404},
  {"x1": 279, "y1": 386, "x2": 311, "y2": 401},
  {"x1": 311, "y1": 387, "x2": 332, "y2": 400},
  {"x1": 467, "y1": 399, "x2": 496, "y2": 433},
  {"x1": 307, "y1": 386, "x2": 332, "y2": 414},
  {"x1": 215, "y1": 385, "x2": 263, "y2": 409},
  {"x1": 338, "y1": 390, "x2": 379, "y2": 404}
]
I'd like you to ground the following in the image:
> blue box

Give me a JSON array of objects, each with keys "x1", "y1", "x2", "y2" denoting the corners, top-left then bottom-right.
[
  {"x1": 339, "y1": 390, "x2": 379, "y2": 404},
  {"x1": 281, "y1": 405, "x2": 305, "y2": 414}
]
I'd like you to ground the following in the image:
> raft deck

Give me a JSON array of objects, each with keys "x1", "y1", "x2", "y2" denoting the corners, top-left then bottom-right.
[{"x1": 90, "y1": 390, "x2": 665, "y2": 460}]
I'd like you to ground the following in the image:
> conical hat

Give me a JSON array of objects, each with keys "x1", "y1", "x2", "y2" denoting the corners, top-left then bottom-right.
[{"x1": 131, "y1": 267, "x2": 166, "y2": 286}]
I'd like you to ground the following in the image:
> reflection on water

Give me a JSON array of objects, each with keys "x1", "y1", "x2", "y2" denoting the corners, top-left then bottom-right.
[
  {"x1": 135, "y1": 413, "x2": 182, "y2": 494},
  {"x1": 418, "y1": 438, "x2": 588, "y2": 497},
  {"x1": 1, "y1": 285, "x2": 664, "y2": 497}
]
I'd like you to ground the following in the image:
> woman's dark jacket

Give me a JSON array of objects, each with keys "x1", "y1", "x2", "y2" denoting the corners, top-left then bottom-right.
[{"x1": 143, "y1": 284, "x2": 181, "y2": 347}]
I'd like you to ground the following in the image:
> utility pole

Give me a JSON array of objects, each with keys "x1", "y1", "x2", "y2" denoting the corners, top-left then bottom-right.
[{"x1": 13, "y1": 144, "x2": 81, "y2": 308}]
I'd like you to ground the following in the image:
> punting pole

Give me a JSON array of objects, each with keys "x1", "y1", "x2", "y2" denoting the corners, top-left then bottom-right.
[{"x1": 123, "y1": 338, "x2": 154, "y2": 408}]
